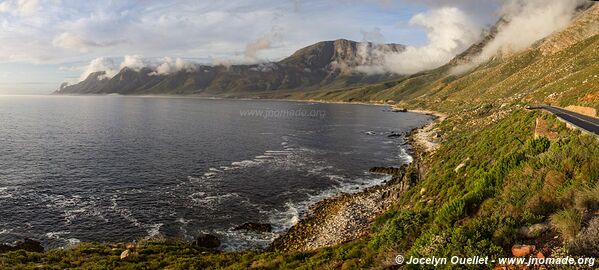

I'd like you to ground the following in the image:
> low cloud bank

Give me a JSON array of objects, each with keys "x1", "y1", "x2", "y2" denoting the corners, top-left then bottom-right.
[
  {"x1": 75, "y1": 55, "x2": 199, "y2": 82},
  {"x1": 356, "y1": 0, "x2": 587, "y2": 75}
]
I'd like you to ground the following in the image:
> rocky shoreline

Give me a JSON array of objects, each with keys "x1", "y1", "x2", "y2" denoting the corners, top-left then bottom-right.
[{"x1": 270, "y1": 110, "x2": 443, "y2": 252}]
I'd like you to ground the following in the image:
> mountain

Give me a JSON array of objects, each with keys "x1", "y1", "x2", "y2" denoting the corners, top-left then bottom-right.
[
  {"x1": 56, "y1": 39, "x2": 405, "y2": 96},
  {"x1": 283, "y1": 3, "x2": 599, "y2": 111}
]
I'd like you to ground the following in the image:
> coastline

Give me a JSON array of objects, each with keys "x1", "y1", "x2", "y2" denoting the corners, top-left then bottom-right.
[
  {"x1": 270, "y1": 107, "x2": 444, "y2": 252},
  {"x1": 1, "y1": 94, "x2": 444, "y2": 254}
]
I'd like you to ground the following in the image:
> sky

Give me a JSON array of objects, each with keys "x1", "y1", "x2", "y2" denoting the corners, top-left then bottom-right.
[{"x1": 0, "y1": 0, "x2": 504, "y2": 94}]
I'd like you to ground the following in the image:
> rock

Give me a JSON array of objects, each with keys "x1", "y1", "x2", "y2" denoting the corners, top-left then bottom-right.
[
  {"x1": 15, "y1": 239, "x2": 44, "y2": 253},
  {"x1": 511, "y1": 245, "x2": 536, "y2": 257},
  {"x1": 454, "y1": 163, "x2": 466, "y2": 172},
  {"x1": 126, "y1": 243, "x2": 136, "y2": 251},
  {"x1": 518, "y1": 223, "x2": 550, "y2": 238},
  {"x1": 0, "y1": 244, "x2": 13, "y2": 254},
  {"x1": 387, "y1": 132, "x2": 402, "y2": 138},
  {"x1": 194, "y1": 234, "x2": 221, "y2": 249},
  {"x1": 369, "y1": 166, "x2": 405, "y2": 175},
  {"x1": 234, "y1": 222, "x2": 273, "y2": 233},
  {"x1": 120, "y1": 249, "x2": 137, "y2": 261},
  {"x1": 0, "y1": 239, "x2": 44, "y2": 254},
  {"x1": 392, "y1": 108, "x2": 407, "y2": 112}
]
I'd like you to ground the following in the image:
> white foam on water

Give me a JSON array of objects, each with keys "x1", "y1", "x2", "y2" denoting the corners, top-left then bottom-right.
[
  {"x1": 188, "y1": 192, "x2": 242, "y2": 209},
  {"x1": 203, "y1": 172, "x2": 217, "y2": 178},
  {"x1": 214, "y1": 228, "x2": 276, "y2": 251},
  {"x1": 0, "y1": 186, "x2": 13, "y2": 199},
  {"x1": 45, "y1": 231, "x2": 70, "y2": 239},
  {"x1": 110, "y1": 197, "x2": 141, "y2": 227},
  {"x1": 66, "y1": 238, "x2": 81, "y2": 246},
  {"x1": 264, "y1": 150, "x2": 291, "y2": 154},
  {"x1": 145, "y1": 223, "x2": 163, "y2": 240},
  {"x1": 268, "y1": 202, "x2": 300, "y2": 232},
  {"x1": 0, "y1": 229, "x2": 12, "y2": 235},
  {"x1": 399, "y1": 147, "x2": 414, "y2": 164}
]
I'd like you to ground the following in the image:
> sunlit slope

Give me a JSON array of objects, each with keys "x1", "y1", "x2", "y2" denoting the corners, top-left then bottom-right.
[{"x1": 287, "y1": 5, "x2": 599, "y2": 113}]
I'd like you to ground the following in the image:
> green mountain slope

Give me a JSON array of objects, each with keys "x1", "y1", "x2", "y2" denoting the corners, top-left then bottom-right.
[{"x1": 281, "y1": 4, "x2": 599, "y2": 115}]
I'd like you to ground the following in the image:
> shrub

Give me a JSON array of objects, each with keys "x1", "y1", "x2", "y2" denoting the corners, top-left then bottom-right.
[
  {"x1": 574, "y1": 185, "x2": 599, "y2": 212},
  {"x1": 568, "y1": 218, "x2": 599, "y2": 257},
  {"x1": 435, "y1": 199, "x2": 466, "y2": 227},
  {"x1": 525, "y1": 137, "x2": 550, "y2": 156},
  {"x1": 369, "y1": 210, "x2": 429, "y2": 250},
  {"x1": 550, "y1": 209, "x2": 583, "y2": 241}
]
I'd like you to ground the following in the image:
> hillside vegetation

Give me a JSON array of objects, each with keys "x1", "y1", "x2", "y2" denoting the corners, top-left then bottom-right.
[{"x1": 3, "y1": 4, "x2": 599, "y2": 270}]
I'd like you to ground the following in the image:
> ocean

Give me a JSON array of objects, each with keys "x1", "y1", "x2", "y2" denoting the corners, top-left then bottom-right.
[{"x1": 0, "y1": 95, "x2": 432, "y2": 250}]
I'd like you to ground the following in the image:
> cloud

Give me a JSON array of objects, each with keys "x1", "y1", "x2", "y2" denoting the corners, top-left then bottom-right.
[
  {"x1": 151, "y1": 57, "x2": 198, "y2": 75},
  {"x1": 357, "y1": 7, "x2": 481, "y2": 75},
  {"x1": 52, "y1": 32, "x2": 103, "y2": 52},
  {"x1": 244, "y1": 36, "x2": 272, "y2": 63},
  {"x1": 0, "y1": 0, "x2": 39, "y2": 16},
  {"x1": 448, "y1": 0, "x2": 587, "y2": 74},
  {"x1": 120, "y1": 55, "x2": 147, "y2": 71},
  {"x1": 79, "y1": 57, "x2": 118, "y2": 81},
  {"x1": 478, "y1": 0, "x2": 586, "y2": 59}
]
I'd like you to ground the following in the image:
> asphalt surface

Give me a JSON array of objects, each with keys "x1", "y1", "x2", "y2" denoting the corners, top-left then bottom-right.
[{"x1": 540, "y1": 105, "x2": 599, "y2": 136}]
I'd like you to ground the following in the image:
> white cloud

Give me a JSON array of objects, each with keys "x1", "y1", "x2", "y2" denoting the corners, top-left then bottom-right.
[
  {"x1": 120, "y1": 55, "x2": 147, "y2": 71},
  {"x1": 151, "y1": 57, "x2": 197, "y2": 75},
  {"x1": 0, "y1": 0, "x2": 39, "y2": 16},
  {"x1": 358, "y1": 7, "x2": 481, "y2": 75},
  {"x1": 478, "y1": 0, "x2": 586, "y2": 60},
  {"x1": 79, "y1": 57, "x2": 118, "y2": 81},
  {"x1": 52, "y1": 32, "x2": 102, "y2": 52}
]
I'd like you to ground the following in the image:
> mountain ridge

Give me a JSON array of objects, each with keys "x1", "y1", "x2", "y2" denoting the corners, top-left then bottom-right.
[{"x1": 56, "y1": 39, "x2": 405, "y2": 96}]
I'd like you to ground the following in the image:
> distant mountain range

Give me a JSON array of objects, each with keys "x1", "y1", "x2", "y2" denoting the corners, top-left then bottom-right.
[{"x1": 56, "y1": 39, "x2": 405, "y2": 96}]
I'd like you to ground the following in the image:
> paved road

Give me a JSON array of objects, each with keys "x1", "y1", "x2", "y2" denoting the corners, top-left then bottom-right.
[{"x1": 539, "y1": 105, "x2": 599, "y2": 136}]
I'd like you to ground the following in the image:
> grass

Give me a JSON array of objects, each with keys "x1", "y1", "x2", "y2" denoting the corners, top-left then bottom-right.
[{"x1": 550, "y1": 209, "x2": 584, "y2": 241}]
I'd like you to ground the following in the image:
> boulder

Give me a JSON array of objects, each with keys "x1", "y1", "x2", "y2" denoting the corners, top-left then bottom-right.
[
  {"x1": 126, "y1": 243, "x2": 136, "y2": 251},
  {"x1": 194, "y1": 234, "x2": 221, "y2": 249},
  {"x1": 120, "y1": 249, "x2": 137, "y2": 261},
  {"x1": 511, "y1": 245, "x2": 536, "y2": 257},
  {"x1": 0, "y1": 239, "x2": 44, "y2": 254},
  {"x1": 234, "y1": 223, "x2": 273, "y2": 233},
  {"x1": 518, "y1": 223, "x2": 550, "y2": 238},
  {"x1": 15, "y1": 239, "x2": 44, "y2": 253}
]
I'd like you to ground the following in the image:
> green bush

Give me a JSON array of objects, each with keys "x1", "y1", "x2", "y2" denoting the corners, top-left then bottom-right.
[{"x1": 369, "y1": 210, "x2": 429, "y2": 250}]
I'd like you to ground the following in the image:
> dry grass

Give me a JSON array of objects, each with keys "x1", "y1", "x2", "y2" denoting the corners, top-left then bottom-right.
[{"x1": 550, "y1": 209, "x2": 583, "y2": 241}]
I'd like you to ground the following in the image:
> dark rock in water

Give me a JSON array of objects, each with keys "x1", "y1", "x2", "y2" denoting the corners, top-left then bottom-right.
[
  {"x1": 0, "y1": 244, "x2": 12, "y2": 253},
  {"x1": 387, "y1": 132, "x2": 402, "y2": 138},
  {"x1": 193, "y1": 234, "x2": 221, "y2": 249},
  {"x1": 16, "y1": 239, "x2": 44, "y2": 253},
  {"x1": 392, "y1": 108, "x2": 408, "y2": 112},
  {"x1": 0, "y1": 239, "x2": 44, "y2": 253},
  {"x1": 369, "y1": 166, "x2": 406, "y2": 175},
  {"x1": 234, "y1": 222, "x2": 273, "y2": 233}
]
